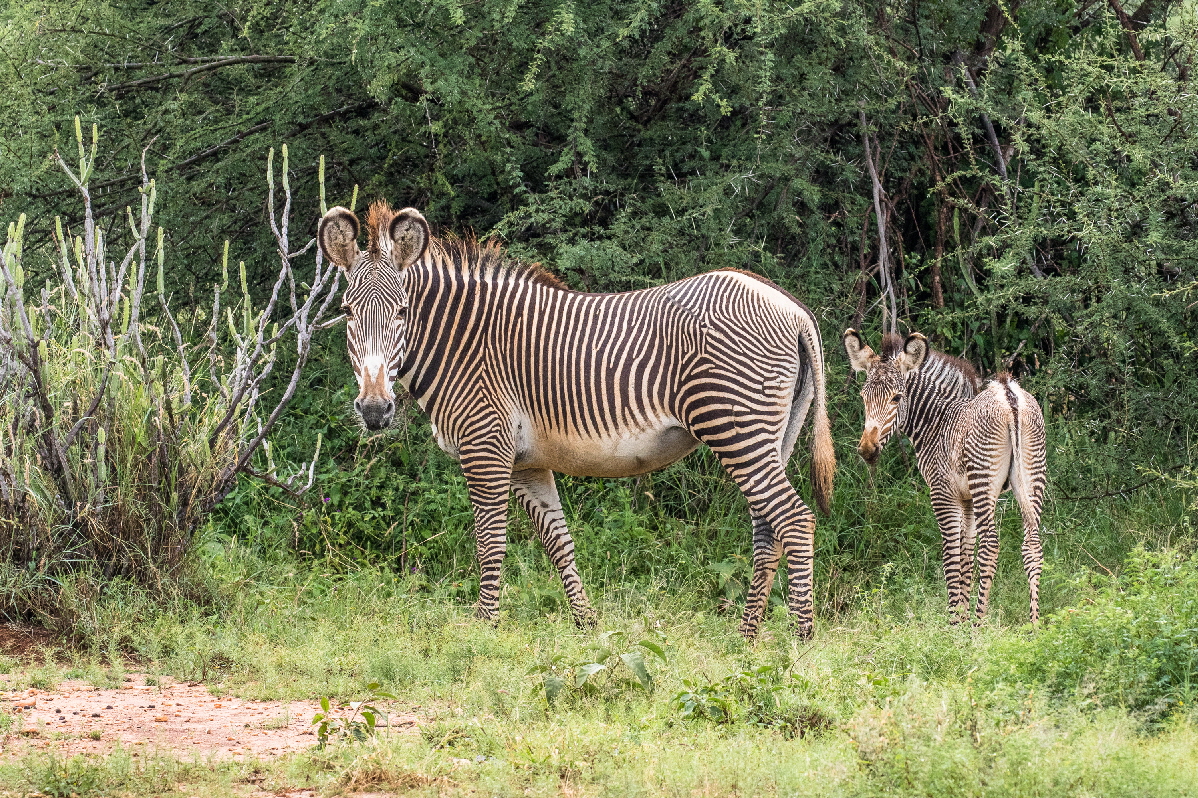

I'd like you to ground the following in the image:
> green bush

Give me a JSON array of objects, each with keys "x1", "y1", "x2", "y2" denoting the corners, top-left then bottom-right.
[{"x1": 993, "y1": 548, "x2": 1198, "y2": 717}]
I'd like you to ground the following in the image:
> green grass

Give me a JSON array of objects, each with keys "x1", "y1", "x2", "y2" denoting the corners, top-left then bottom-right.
[{"x1": 0, "y1": 527, "x2": 1194, "y2": 797}]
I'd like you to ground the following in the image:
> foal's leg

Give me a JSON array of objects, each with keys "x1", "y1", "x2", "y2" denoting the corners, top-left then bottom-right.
[
  {"x1": 511, "y1": 468, "x2": 595, "y2": 627},
  {"x1": 1009, "y1": 404, "x2": 1048, "y2": 623},
  {"x1": 930, "y1": 490, "x2": 968, "y2": 621}
]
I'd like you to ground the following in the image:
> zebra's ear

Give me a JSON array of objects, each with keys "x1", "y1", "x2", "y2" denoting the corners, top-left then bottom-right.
[
  {"x1": 390, "y1": 208, "x2": 430, "y2": 268},
  {"x1": 898, "y1": 333, "x2": 929, "y2": 373},
  {"x1": 318, "y1": 207, "x2": 360, "y2": 271},
  {"x1": 843, "y1": 329, "x2": 876, "y2": 372}
]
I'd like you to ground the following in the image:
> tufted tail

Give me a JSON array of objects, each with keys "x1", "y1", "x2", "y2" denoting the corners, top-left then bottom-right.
[{"x1": 803, "y1": 324, "x2": 836, "y2": 516}]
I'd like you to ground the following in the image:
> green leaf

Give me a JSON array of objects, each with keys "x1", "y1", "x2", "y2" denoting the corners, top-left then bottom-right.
[
  {"x1": 620, "y1": 651, "x2": 652, "y2": 690},
  {"x1": 576, "y1": 662, "x2": 607, "y2": 686},
  {"x1": 544, "y1": 675, "x2": 566, "y2": 705},
  {"x1": 637, "y1": 639, "x2": 667, "y2": 661},
  {"x1": 320, "y1": 696, "x2": 331, "y2": 713}
]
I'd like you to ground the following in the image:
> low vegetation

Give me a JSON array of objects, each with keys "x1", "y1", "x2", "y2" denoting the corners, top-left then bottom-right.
[
  {"x1": 0, "y1": 533, "x2": 1195, "y2": 796},
  {"x1": 0, "y1": 1, "x2": 1195, "y2": 795}
]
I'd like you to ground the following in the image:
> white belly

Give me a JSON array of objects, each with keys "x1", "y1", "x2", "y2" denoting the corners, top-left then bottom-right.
[{"x1": 517, "y1": 421, "x2": 700, "y2": 477}]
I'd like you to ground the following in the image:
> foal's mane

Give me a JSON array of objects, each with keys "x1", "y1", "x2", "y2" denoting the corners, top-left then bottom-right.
[
  {"x1": 366, "y1": 200, "x2": 567, "y2": 291},
  {"x1": 880, "y1": 333, "x2": 980, "y2": 398}
]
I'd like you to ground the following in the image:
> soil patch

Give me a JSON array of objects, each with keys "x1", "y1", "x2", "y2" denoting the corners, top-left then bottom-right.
[
  {"x1": 0, "y1": 625, "x2": 56, "y2": 661},
  {"x1": 0, "y1": 674, "x2": 421, "y2": 760}
]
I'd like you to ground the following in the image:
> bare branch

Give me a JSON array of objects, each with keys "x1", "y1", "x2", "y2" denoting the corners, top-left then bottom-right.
[
  {"x1": 859, "y1": 108, "x2": 898, "y2": 336},
  {"x1": 99, "y1": 55, "x2": 298, "y2": 93}
]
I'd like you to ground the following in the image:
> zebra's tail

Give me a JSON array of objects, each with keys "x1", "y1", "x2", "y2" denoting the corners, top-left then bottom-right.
[
  {"x1": 803, "y1": 320, "x2": 836, "y2": 516},
  {"x1": 1001, "y1": 376, "x2": 1047, "y2": 521}
]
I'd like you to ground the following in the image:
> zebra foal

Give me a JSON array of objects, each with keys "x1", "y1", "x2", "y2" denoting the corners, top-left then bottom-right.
[
  {"x1": 317, "y1": 201, "x2": 836, "y2": 638},
  {"x1": 843, "y1": 330, "x2": 1047, "y2": 622}
]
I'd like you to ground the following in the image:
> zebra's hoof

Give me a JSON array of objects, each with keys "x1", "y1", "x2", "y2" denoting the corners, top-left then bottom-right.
[
  {"x1": 737, "y1": 622, "x2": 761, "y2": 639},
  {"x1": 572, "y1": 609, "x2": 598, "y2": 630},
  {"x1": 474, "y1": 605, "x2": 499, "y2": 625}
]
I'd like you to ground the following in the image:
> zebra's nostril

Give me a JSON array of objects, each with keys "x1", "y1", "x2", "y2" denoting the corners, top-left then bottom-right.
[
  {"x1": 384, "y1": 401, "x2": 395, "y2": 416},
  {"x1": 354, "y1": 399, "x2": 363, "y2": 415}
]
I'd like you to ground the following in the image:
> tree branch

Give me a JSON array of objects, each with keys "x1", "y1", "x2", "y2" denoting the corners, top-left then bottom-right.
[
  {"x1": 99, "y1": 55, "x2": 298, "y2": 93},
  {"x1": 1107, "y1": 0, "x2": 1146, "y2": 61}
]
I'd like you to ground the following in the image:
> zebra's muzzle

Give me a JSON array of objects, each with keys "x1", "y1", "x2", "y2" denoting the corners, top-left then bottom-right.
[
  {"x1": 858, "y1": 427, "x2": 881, "y2": 465},
  {"x1": 355, "y1": 397, "x2": 395, "y2": 430}
]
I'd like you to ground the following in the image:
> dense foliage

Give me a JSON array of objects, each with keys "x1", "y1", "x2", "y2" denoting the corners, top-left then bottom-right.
[
  {"x1": 0, "y1": 2, "x2": 1195, "y2": 615},
  {"x1": 2, "y1": 1, "x2": 1196, "y2": 447}
]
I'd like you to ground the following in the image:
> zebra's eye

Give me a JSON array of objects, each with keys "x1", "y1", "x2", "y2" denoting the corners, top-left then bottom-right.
[
  {"x1": 396, "y1": 306, "x2": 408, "y2": 321},
  {"x1": 892, "y1": 394, "x2": 902, "y2": 403},
  {"x1": 341, "y1": 303, "x2": 353, "y2": 319}
]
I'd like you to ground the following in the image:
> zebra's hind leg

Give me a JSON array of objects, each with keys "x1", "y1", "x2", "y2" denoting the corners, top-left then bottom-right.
[
  {"x1": 1008, "y1": 434, "x2": 1047, "y2": 623},
  {"x1": 718, "y1": 459, "x2": 815, "y2": 639},
  {"x1": 970, "y1": 487, "x2": 1001, "y2": 621},
  {"x1": 511, "y1": 468, "x2": 595, "y2": 628},
  {"x1": 738, "y1": 516, "x2": 783, "y2": 637}
]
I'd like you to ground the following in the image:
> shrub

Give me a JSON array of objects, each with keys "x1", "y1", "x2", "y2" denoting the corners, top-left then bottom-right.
[
  {"x1": 0, "y1": 123, "x2": 340, "y2": 627},
  {"x1": 992, "y1": 548, "x2": 1198, "y2": 717}
]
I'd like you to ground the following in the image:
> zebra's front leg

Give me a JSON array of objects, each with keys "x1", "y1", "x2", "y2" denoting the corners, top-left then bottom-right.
[
  {"x1": 738, "y1": 516, "x2": 782, "y2": 637},
  {"x1": 511, "y1": 468, "x2": 595, "y2": 628},
  {"x1": 459, "y1": 441, "x2": 516, "y2": 623},
  {"x1": 930, "y1": 492, "x2": 969, "y2": 623}
]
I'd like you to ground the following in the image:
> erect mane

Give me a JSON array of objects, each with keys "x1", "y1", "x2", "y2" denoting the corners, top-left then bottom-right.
[
  {"x1": 881, "y1": 333, "x2": 979, "y2": 398},
  {"x1": 431, "y1": 233, "x2": 569, "y2": 291},
  {"x1": 365, "y1": 200, "x2": 396, "y2": 258},
  {"x1": 365, "y1": 199, "x2": 566, "y2": 288}
]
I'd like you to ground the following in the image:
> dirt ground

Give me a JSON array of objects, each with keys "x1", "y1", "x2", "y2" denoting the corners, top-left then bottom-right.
[
  {"x1": 1, "y1": 674, "x2": 421, "y2": 761},
  {"x1": 0, "y1": 626, "x2": 421, "y2": 761}
]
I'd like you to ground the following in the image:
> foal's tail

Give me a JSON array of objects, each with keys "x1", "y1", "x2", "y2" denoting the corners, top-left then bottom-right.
[{"x1": 1000, "y1": 375, "x2": 1047, "y2": 524}]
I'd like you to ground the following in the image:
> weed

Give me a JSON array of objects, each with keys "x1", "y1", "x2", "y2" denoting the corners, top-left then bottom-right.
[
  {"x1": 527, "y1": 629, "x2": 667, "y2": 705},
  {"x1": 312, "y1": 682, "x2": 396, "y2": 747},
  {"x1": 673, "y1": 665, "x2": 834, "y2": 737},
  {"x1": 22, "y1": 755, "x2": 108, "y2": 798}
]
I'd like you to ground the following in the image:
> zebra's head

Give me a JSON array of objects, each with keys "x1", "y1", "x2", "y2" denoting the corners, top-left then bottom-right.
[
  {"x1": 843, "y1": 329, "x2": 928, "y2": 465},
  {"x1": 318, "y1": 203, "x2": 430, "y2": 431}
]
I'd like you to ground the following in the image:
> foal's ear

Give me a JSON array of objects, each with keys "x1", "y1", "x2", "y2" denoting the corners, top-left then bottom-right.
[
  {"x1": 389, "y1": 208, "x2": 430, "y2": 268},
  {"x1": 843, "y1": 329, "x2": 877, "y2": 372},
  {"x1": 317, "y1": 207, "x2": 360, "y2": 271},
  {"x1": 897, "y1": 332, "x2": 929, "y2": 374}
]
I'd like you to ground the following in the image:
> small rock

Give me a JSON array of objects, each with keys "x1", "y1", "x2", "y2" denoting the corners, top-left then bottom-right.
[
  {"x1": 90, "y1": 713, "x2": 101, "y2": 718},
  {"x1": 153, "y1": 716, "x2": 168, "y2": 723}
]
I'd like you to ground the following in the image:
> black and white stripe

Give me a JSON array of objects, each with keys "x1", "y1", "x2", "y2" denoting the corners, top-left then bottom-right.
[
  {"x1": 845, "y1": 330, "x2": 1048, "y2": 623},
  {"x1": 319, "y1": 202, "x2": 836, "y2": 638}
]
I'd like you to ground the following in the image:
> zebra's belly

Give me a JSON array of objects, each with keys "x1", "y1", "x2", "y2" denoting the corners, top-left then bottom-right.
[{"x1": 517, "y1": 421, "x2": 701, "y2": 478}]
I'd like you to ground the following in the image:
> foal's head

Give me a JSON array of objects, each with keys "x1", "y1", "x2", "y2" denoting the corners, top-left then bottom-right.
[{"x1": 842, "y1": 330, "x2": 929, "y2": 465}]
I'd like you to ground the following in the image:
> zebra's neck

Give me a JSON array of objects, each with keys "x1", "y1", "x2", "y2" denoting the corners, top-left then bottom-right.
[
  {"x1": 900, "y1": 353, "x2": 977, "y2": 454},
  {"x1": 395, "y1": 247, "x2": 552, "y2": 408}
]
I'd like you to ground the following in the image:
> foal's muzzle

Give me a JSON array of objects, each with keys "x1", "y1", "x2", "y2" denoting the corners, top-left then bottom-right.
[{"x1": 858, "y1": 427, "x2": 881, "y2": 465}]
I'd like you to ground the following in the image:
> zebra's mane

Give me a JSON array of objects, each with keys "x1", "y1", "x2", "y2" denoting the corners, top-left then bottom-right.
[
  {"x1": 880, "y1": 333, "x2": 979, "y2": 399},
  {"x1": 365, "y1": 200, "x2": 567, "y2": 291},
  {"x1": 434, "y1": 235, "x2": 569, "y2": 291}
]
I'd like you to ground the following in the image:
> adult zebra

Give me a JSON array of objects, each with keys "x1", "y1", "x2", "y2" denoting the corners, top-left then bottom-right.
[{"x1": 318, "y1": 202, "x2": 835, "y2": 638}]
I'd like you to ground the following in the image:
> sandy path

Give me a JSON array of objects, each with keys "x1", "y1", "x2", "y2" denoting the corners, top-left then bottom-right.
[{"x1": 0, "y1": 674, "x2": 420, "y2": 760}]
